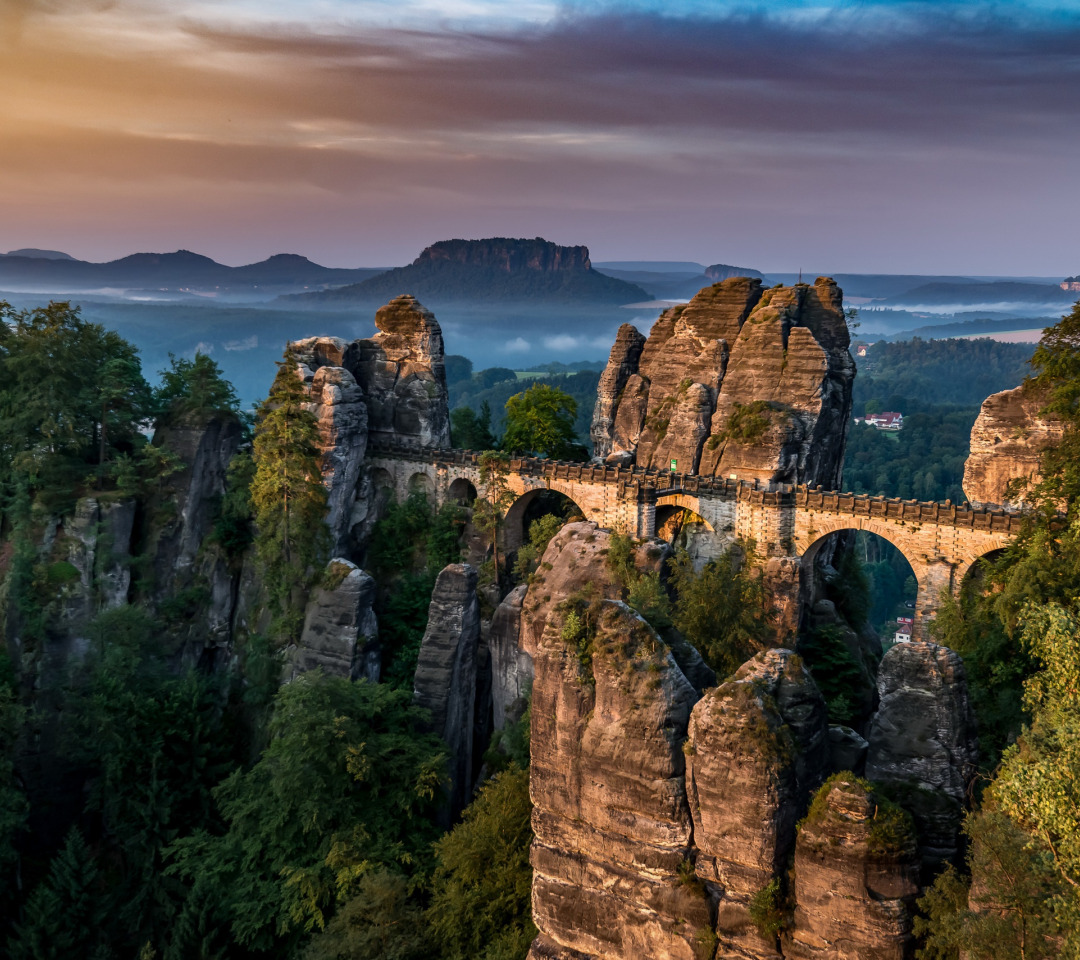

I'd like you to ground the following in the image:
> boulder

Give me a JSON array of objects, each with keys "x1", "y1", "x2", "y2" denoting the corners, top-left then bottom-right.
[
  {"x1": 290, "y1": 559, "x2": 378, "y2": 681},
  {"x1": 413, "y1": 563, "x2": 481, "y2": 819},
  {"x1": 866, "y1": 641, "x2": 979, "y2": 867},
  {"x1": 685, "y1": 649, "x2": 828, "y2": 959},
  {"x1": 828, "y1": 724, "x2": 869, "y2": 775},
  {"x1": 963, "y1": 383, "x2": 1064, "y2": 508},
  {"x1": 785, "y1": 777, "x2": 919, "y2": 960}
]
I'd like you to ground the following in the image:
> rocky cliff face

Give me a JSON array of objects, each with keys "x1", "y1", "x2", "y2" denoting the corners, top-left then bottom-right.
[
  {"x1": 413, "y1": 563, "x2": 481, "y2": 820},
  {"x1": 525, "y1": 523, "x2": 710, "y2": 960},
  {"x1": 591, "y1": 277, "x2": 854, "y2": 486},
  {"x1": 418, "y1": 237, "x2": 592, "y2": 273},
  {"x1": 866, "y1": 641, "x2": 978, "y2": 869},
  {"x1": 963, "y1": 383, "x2": 1064, "y2": 508},
  {"x1": 288, "y1": 295, "x2": 452, "y2": 554},
  {"x1": 785, "y1": 778, "x2": 919, "y2": 960},
  {"x1": 686, "y1": 649, "x2": 829, "y2": 959},
  {"x1": 290, "y1": 559, "x2": 379, "y2": 682}
]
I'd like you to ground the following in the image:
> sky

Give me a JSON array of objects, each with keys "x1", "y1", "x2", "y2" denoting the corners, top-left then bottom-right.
[{"x1": 1, "y1": 0, "x2": 1079, "y2": 274}]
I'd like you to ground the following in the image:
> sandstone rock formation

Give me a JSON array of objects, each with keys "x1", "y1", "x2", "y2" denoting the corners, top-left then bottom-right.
[
  {"x1": 288, "y1": 295, "x2": 452, "y2": 553},
  {"x1": 525, "y1": 523, "x2": 711, "y2": 960},
  {"x1": 685, "y1": 649, "x2": 828, "y2": 959},
  {"x1": 591, "y1": 277, "x2": 855, "y2": 487},
  {"x1": 289, "y1": 346, "x2": 369, "y2": 554},
  {"x1": 413, "y1": 563, "x2": 481, "y2": 819},
  {"x1": 963, "y1": 383, "x2": 1064, "y2": 508},
  {"x1": 56, "y1": 496, "x2": 137, "y2": 629},
  {"x1": 290, "y1": 559, "x2": 378, "y2": 681},
  {"x1": 785, "y1": 777, "x2": 919, "y2": 960},
  {"x1": 866, "y1": 641, "x2": 979, "y2": 867},
  {"x1": 487, "y1": 584, "x2": 533, "y2": 730}
]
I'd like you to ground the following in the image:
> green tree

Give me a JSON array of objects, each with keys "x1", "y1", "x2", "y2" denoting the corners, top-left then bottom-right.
[
  {"x1": 251, "y1": 356, "x2": 330, "y2": 628},
  {"x1": 0, "y1": 651, "x2": 27, "y2": 928},
  {"x1": 7, "y1": 829, "x2": 110, "y2": 960},
  {"x1": 426, "y1": 765, "x2": 536, "y2": 960},
  {"x1": 474, "y1": 452, "x2": 515, "y2": 584},
  {"x1": 0, "y1": 300, "x2": 154, "y2": 510},
  {"x1": 451, "y1": 402, "x2": 497, "y2": 450},
  {"x1": 166, "y1": 674, "x2": 446, "y2": 956},
  {"x1": 667, "y1": 544, "x2": 772, "y2": 678},
  {"x1": 502, "y1": 384, "x2": 582, "y2": 460},
  {"x1": 155, "y1": 352, "x2": 241, "y2": 425}
]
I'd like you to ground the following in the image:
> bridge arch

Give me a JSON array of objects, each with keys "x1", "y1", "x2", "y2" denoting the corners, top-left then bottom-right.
[
  {"x1": 953, "y1": 539, "x2": 1012, "y2": 594},
  {"x1": 407, "y1": 470, "x2": 436, "y2": 501},
  {"x1": 799, "y1": 522, "x2": 923, "y2": 641},
  {"x1": 503, "y1": 487, "x2": 587, "y2": 552},
  {"x1": 448, "y1": 477, "x2": 478, "y2": 505}
]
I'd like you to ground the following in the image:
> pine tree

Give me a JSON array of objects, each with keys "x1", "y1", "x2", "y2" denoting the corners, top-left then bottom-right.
[
  {"x1": 7, "y1": 829, "x2": 109, "y2": 960},
  {"x1": 251, "y1": 356, "x2": 330, "y2": 629}
]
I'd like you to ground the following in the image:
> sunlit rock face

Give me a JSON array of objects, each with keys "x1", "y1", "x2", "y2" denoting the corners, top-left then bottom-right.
[
  {"x1": 524, "y1": 523, "x2": 710, "y2": 960},
  {"x1": 686, "y1": 649, "x2": 829, "y2": 960},
  {"x1": 963, "y1": 383, "x2": 1064, "y2": 508},
  {"x1": 591, "y1": 277, "x2": 854, "y2": 487},
  {"x1": 287, "y1": 295, "x2": 452, "y2": 554},
  {"x1": 785, "y1": 778, "x2": 919, "y2": 960}
]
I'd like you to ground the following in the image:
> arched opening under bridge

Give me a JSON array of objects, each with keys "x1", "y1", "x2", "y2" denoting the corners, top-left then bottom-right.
[
  {"x1": 654, "y1": 504, "x2": 727, "y2": 570},
  {"x1": 407, "y1": 471, "x2": 436, "y2": 501},
  {"x1": 447, "y1": 477, "x2": 478, "y2": 505},
  {"x1": 503, "y1": 488, "x2": 586, "y2": 553},
  {"x1": 801, "y1": 528, "x2": 919, "y2": 648}
]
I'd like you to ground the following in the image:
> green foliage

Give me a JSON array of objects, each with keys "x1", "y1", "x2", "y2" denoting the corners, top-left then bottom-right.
[
  {"x1": 717, "y1": 400, "x2": 774, "y2": 444},
  {"x1": 62, "y1": 606, "x2": 237, "y2": 949},
  {"x1": 212, "y1": 447, "x2": 256, "y2": 559},
  {"x1": 450, "y1": 369, "x2": 600, "y2": 454},
  {"x1": 475, "y1": 452, "x2": 515, "y2": 583},
  {"x1": 826, "y1": 546, "x2": 872, "y2": 628},
  {"x1": 166, "y1": 674, "x2": 447, "y2": 955},
  {"x1": 450, "y1": 401, "x2": 497, "y2": 450},
  {"x1": 0, "y1": 300, "x2": 155, "y2": 512},
  {"x1": 512, "y1": 513, "x2": 564, "y2": 581},
  {"x1": 301, "y1": 869, "x2": 427, "y2": 960},
  {"x1": 484, "y1": 689, "x2": 531, "y2": 774},
  {"x1": 444, "y1": 354, "x2": 474, "y2": 388},
  {"x1": 154, "y1": 352, "x2": 240, "y2": 426},
  {"x1": 854, "y1": 337, "x2": 1032, "y2": 411},
  {"x1": 426, "y1": 765, "x2": 536, "y2": 960},
  {"x1": 379, "y1": 571, "x2": 438, "y2": 688},
  {"x1": 915, "y1": 809, "x2": 1065, "y2": 960},
  {"x1": 800, "y1": 773, "x2": 915, "y2": 857},
  {"x1": 798, "y1": 623, "x2": 866, "y2": 725},
  {"x1": 557, "y1": 585, "x2": 603, "y2": 684},
  {"x1": 667, "y1": 545, "x2": 772, "y2": 678},
  {"x1": 368, "y1": 492, "x2": 465, "y2": 580},
  {"x1": 0, "y1": 650, "x2": 28, "y2": 922},
  {"x1": 603, "y1": 533, "x2": 673, "y2": 632},
  {"x1": 748, "y1": 877, "x2": 788, "y2": 940},
  {"x1": 251, "y1": 356, "x2": 330, "y2": 628},
  {"x1": 502, "y1": 383, "x2": 583, "y2": 460},
  {"x1": 6, "y1": 829, "x2": 111, "y2": 960}
]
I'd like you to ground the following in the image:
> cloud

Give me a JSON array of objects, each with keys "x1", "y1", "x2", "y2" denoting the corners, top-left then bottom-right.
[
  {"x1": 502, "y1": 336, "x2": 531, "y2": 352},
  {"x1": 1, "y1": 3, "x2": 1079, "y2": 271}
]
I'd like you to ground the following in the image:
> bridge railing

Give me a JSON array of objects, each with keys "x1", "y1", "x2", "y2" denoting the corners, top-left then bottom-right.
[{"x1": 366, "y1": 440, "x2": 1026, "y2": 532}]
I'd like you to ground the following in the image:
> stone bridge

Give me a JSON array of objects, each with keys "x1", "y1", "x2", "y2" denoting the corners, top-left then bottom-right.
[{"x1": 368, "y1": 441, "x2": 1021, "y2": 641}]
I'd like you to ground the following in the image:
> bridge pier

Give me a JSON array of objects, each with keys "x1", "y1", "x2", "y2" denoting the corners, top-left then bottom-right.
[{"x1": 911, "y1": 559, "x2": 956, "y2": 642}]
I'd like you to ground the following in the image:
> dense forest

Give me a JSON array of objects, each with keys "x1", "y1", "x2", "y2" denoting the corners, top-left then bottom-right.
[{"x1": 2, "y1": 298, "x2": 1078, "y2": 959}]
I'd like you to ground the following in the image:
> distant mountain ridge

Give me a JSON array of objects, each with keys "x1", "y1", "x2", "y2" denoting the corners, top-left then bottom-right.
[
  {"x1": 880, "y1": 280, "x2": 1074, "y2": 307},
  {"x1": 286, "y1": 237, "x2": 650, "y2": 305},
  {"x1": 0, "y1": 249, "x2": 384, "y2": 295}
]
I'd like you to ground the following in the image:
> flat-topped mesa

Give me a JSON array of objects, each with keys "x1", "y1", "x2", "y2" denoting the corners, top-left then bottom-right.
[
  {"x1": 592, "y1": 276, "x2": 855, "y2": 488},
  {"x1": 416, "y1": 237, "x2": 591, "y2": 273},
  {"x1": 963, "y1": 383, "x2": 1064, "y2": 509}
]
